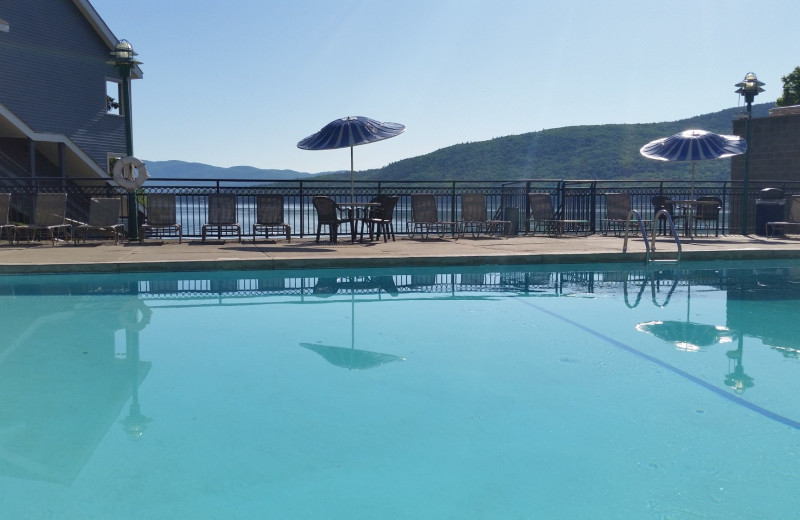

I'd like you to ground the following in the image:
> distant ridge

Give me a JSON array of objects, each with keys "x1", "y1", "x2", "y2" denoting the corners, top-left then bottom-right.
[
  {"x1": 143, "y1": 160, "x2": 320, "y2": 181},
  {"x1": 147, "y1": 103, "x2": 774, "y2": 183}
]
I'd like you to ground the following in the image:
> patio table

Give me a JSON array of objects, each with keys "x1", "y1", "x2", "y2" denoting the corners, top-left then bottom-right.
[
  {"x1": 337, "y1": 202, "x2": 380, "y2": 242},
  {"x1": 670, "y1": 200, "x2": 720, "y2": 239}
]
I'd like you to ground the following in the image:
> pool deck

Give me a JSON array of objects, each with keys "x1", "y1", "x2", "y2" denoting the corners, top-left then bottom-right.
[{"x1": 2, "y1": 232, "x2": 800, "y2": 274}]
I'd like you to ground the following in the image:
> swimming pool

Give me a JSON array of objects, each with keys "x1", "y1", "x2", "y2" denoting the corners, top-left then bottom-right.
[{"x1": 2, "y1": 260, "x2": 800, "y2": 519}]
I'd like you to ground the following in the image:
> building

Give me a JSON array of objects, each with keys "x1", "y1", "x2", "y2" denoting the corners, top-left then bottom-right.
[
  {"x1": 0, "y1": 0, "x2": 140, "y2": 183},
  {"x1": 731, "y1": 105, "x2": 800, "y2": 232},
  {"x1": 732, "y1": 105, "x2": 800, "y2": 184}
]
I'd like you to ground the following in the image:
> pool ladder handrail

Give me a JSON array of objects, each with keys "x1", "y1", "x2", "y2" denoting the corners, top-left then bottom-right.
[{"x1": 622, "y1": 209, "x2": 681, "y2": 264}]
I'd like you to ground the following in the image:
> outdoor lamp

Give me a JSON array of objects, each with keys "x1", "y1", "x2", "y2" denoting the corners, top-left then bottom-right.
[
  {"x1": 735, "y1": 72, "x2": 765, "y2": 106},
  {"x1": 107, "y1": 40, "x2": 142, "y2": 239},
  {"x1": 735, "y1": 72, "x2": 764, "y2": 234}
]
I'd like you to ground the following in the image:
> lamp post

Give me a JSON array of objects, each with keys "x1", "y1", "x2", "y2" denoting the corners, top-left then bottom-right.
[
  {"x1": 735, "y1": 72, "x2": 765, "y2": 235},
  {"x1": 107, "y1": 40, "x2": 142, "y2": 240}
]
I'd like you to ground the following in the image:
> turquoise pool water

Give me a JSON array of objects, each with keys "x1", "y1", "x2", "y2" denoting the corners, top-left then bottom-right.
[{"x1": 2, "y1": 260, "x2": 800, "y2": 519}]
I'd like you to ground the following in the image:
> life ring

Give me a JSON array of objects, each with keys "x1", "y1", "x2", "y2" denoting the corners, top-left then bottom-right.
[
  {"x1": 113, "y1": 156, "x2": 149, "y2": 192},
  {"x1": 119, "y1": 299, "x2": 153, "y2": 331}
]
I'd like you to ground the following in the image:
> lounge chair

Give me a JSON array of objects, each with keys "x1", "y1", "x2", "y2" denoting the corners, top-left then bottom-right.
[
  {"x1": 312, "y1": 196, "x2": 348, "y2": 243},
  {"x1": 0, "y1": 193, "x2": 15, "y2": 243},
  {"x1": 691, "y1": 196, "x2": 722, "y2": 237},
  {"x1": 602, "y1": 193, "x2": 646, "y2": 236},
  {"x1": 140, "y1": 193, "x2": 182, "y2": 243},
  {"x1": 407, "y1": 194, "x2": 456, "y2": 238},
  {"x1": 767, "y1": 196, "x2": 800, "y2": 238},
  {"x1": 527, "y1": 193, "x2": 589, "y2": 236},
  {"x1": 201, "y1": 194, "x2": 241, "y2": 243},
  {"x1": 16, "y1": 192, "x2": 71, "y2": 245},
  {"x1": 459, "y1": 193, "x2": 509, "y2": 237},
  {"x1": 253, "y1": 194, "x2": 291, "y2": 242},
  {"x1": 74, "y1": 198, "x2": 125, "y2": 244},
  {"x1": 360, "y1": 195, "x2": 399, "y2": 242}
]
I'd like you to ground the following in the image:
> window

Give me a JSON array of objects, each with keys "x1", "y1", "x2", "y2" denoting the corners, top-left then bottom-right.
[{"x1": 106, "y1": 80, "x2": 121, "y2": 115}]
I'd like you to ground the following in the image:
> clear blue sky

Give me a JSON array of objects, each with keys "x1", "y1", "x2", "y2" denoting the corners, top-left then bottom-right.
[{"x1": 90, "y1": 0, "x2": 797, "y2": 174}]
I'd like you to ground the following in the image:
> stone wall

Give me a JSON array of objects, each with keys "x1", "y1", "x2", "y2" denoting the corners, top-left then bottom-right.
[{"x1": 732, "y1": 107, "x2": 800, "y2": 183}]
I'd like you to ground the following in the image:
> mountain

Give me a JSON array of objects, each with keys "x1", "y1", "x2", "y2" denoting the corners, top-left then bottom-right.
[
  {"x1": 142, "y1": 160, "x2": 321, "y2": 181},
  {"x1": 149, "y1": 103, "x2": 774, "y2": 183},
  {"x1": 354, "y1": 103, "x2": 774, "y2": 182}
]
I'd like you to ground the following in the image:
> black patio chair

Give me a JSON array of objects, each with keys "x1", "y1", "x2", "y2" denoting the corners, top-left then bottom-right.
[{"x1": 312, "y1": 196, "x2": 348, "y2": 243}]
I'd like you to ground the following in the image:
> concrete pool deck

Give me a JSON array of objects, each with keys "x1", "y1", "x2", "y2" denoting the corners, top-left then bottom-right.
[{"x1": 2, "y1": 232, "x2": 800, "y2": 274}]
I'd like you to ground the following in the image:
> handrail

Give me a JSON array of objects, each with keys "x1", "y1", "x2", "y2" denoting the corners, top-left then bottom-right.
[
  {"x1": 651, "y1": 209, "x2": 682, "y2": 263},
  {"x1": 622, "y1": 210, "x2": 650, "y2": 259}
]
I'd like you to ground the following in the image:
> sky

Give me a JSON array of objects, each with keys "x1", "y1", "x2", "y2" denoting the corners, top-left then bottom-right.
[{"x1": 89, "y1": 0, "x2": 798, "y2": 174}]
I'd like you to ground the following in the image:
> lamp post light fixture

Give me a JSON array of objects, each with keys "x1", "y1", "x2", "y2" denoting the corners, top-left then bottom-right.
[
  {"x1": 107, "y1": 40, "x2": 142, "y2": 239},
  {"x1": 735, "y1": 72, "x2": 765, "y2": 235}
]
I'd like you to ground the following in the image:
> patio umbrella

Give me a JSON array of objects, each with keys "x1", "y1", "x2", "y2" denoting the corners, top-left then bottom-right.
[
  {"x1": 639, "y1": 129, "x2": 747, "y2": 199},
  {"x1": 297, "y1": 116, "x2": 405, "y2": 203}
]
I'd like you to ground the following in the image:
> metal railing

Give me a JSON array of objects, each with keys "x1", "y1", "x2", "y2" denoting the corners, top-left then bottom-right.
[{"x1": 3, "y1": 176, "x2": 800, "y2": 238}]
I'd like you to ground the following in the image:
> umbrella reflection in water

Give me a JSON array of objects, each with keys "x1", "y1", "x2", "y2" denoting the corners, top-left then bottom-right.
[
  {"x1": 301, "y1": 276, "x2": 405, "y2": 370},
  {"x1": 637, "y1": 282, "x2": 733, "y2": 351}
]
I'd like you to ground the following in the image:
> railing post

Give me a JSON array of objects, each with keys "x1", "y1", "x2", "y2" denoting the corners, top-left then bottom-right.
[
  {"x1": 451, "y1": 182, "x2": 457, "y2": 224},
  {"x1": 299, "y1": 181, "x2": 305, "y2": 237}
]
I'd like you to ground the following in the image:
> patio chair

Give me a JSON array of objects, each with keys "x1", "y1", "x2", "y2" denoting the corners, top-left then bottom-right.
[
  {"x1": 140, "y1": 193, "x2": 182, "y2": 243},
  {"x1": 602, "y1": 193, "x2": 645, "y2": 236},
  {"x1": 691, "y1": 196, "x2": 722, "y2": 236},
  {"x1": 459, "y1": 193, "x2": 508, "y2": 237},
  {"x1": 74, "y1": 198, "x2": 125, "y2": 244},
  {"x1": 767, "y1": 196, "x2": 800, "y2": 238},
  {"x1": 16, "y1": 192, "x2": 71, "y2": 245},
  {"x1": 360, "y1": 195, "x2": 399, "y2": 242},
  {"x1": 253, "y1": 194, "x2": 291, "y2": 242},
  {"x1": 527, "y1": 193, "x2": 589, "y2": 237},
  {"x1": 202, "y1": 194, "x2": 241, "y2": 243},
  {"x1": 312, "y1": 196, "x2": 348, "y2": 243},
  {"x1": 407, "y1": 194, "x2": 456, "y2": 238},
  {"x1": 651, "y1": 196, "x2": 685, "y2": 235},
  {"x1": 0, "y1": 193, "x2": 15, "y2": 244}
]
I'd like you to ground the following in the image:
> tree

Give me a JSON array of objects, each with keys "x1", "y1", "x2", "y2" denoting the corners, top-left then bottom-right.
[{"x1": 776, "y1": 66, "x2": 800, "y2": 107}]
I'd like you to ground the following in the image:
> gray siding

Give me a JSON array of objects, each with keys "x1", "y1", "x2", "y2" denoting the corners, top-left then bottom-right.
[{"x1": 0, "y1": 0, "x2": 127, "y2": 172}]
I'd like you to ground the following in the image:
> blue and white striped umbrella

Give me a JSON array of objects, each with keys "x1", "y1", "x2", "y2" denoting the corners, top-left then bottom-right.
[
  {"x1": 640, "y1": 129, "x2": 747, "y2": 198},
  {"x1": 298, "y1": 116, "x2": 405, "y2": 202}
]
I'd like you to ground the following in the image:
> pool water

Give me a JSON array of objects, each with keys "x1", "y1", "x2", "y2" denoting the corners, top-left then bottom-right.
[{"x1": 2, "y1": 261, "x2": 800, "y2": 519}]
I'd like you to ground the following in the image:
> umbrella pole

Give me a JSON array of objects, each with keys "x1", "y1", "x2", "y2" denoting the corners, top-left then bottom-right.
[
  {"x1": 691, "y1": 162, "x2": 695, "y2": 200},
  {"x1": 350, "y1": 145, "x2": 355, "y2": 205}
]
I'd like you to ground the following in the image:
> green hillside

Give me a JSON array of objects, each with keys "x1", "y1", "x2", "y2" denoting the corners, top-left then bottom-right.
[{"x1": 341, "y1": 103, "x2": 774, "y2": 182}]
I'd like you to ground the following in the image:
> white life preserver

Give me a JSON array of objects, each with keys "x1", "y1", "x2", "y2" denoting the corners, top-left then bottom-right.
[
  {"x1": 118, "y1": 298, "x2": 153, "y2": 331},
  {"x1": 113, "y1": 156, "x2": 149, "y2": 192}
]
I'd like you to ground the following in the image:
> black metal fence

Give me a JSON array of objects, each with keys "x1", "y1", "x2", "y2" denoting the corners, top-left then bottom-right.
[{"x1": 4, "y1": 176, "x2": 800, "y2": 238}]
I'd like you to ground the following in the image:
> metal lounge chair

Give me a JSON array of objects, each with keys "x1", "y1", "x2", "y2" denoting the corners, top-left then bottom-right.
[
  {"x1": 253, "y1": 194, "x2": 291, "y2": 242},
  {"x1": 360, "y1": 195, "x2": 399, "y2": 242},
  {"x1": 527, "y1": 193, "x2": 589, "y2": 237},
  {"x1": 140, "y1": 193, "x2": 182, "y2": 243},
  {"x1": 0, "y1": 193, "x2": 15, "y2": 244},
  {"x1": 312, "y1": 196, "x2": 348, "y2": 243},
  {"x1": 459, "y1": 193, "x2": 509, "y2": 237},
  {"x1": 74, "y1": 198, "x2": 125, "y2": 244},
  {"x1": 16, "y1": 192, "x2": 71, "y2": 245},
  {"x1": 602, "y1": 193, "x2": 646, "y2": 236},
  {"x1": 201, "y1": 194, "x2": 241, "y2": 243},
  {"x1": 767, "y1": 196, "x2": 800, "y2": 238},
  {"x1": 407, "y1": 194, "x2": 456, "y2": 239}
]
